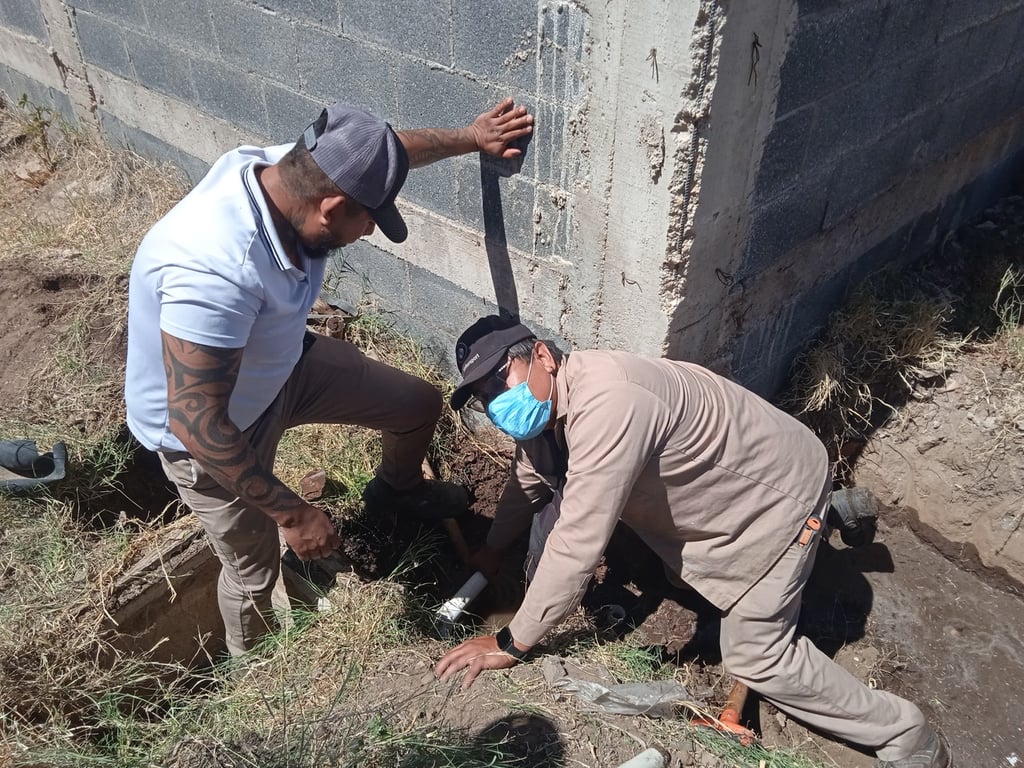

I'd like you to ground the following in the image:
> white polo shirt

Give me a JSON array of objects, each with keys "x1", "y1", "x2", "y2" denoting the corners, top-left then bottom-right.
[{"x1": 125, "y1": 144, "x2": 327, "y2": 452}]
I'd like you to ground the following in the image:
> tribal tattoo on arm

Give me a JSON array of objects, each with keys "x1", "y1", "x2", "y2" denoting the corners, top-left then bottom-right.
[
  {"x1": 161, "y1": 331, "x2": 306, "y2": 524},
  {"x1": 397, "y1": 127, "x2": 476, "y2": 168},
  {"x1": 396, "y1": 101, "x2": 532, "y2": 167}
]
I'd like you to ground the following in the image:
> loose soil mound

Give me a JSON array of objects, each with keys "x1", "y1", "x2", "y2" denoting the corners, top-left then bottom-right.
[{"x1": 854, "y1": 199, "x2": 1024, "y2": 589}]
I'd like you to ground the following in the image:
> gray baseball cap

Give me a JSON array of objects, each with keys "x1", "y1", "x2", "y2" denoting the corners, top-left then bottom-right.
[
  {"x1": 450, "y1": 315, "x2": 536, "y2": 410},
  {"x1": 302, "y1": 104, "x2": 410, "y2": 243}
]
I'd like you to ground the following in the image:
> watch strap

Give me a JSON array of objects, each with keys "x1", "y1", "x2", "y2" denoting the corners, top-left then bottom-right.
[{"x1": 495, "y1": 626, "x2": 529, "y2": 661}]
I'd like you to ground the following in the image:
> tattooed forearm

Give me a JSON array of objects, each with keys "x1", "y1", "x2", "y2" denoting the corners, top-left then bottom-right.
[
  {"x1": 397, "y1": 127, "x2": 475, "y2": 168},
  {"x1": 161, "y1": 332, "x2": 305, "y2": 522}
]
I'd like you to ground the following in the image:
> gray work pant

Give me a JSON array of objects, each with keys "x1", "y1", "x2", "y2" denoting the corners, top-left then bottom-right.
[
  {"x1": 159, "y1": 334, "x2": 441, "y2": 656},
  {"x1": 720, "y1": 485, "x2": 927, "y2": 762}
]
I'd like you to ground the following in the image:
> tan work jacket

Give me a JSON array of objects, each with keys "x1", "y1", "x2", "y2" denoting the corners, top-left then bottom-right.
[{"x1": 488, "y1": 350, "x2": 830, "y2": 648}]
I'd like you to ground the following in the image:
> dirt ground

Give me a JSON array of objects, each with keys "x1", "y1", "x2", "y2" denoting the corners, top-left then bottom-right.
[{"x1": 2, "y1": 112, "x2": 1023, "y2": 767}]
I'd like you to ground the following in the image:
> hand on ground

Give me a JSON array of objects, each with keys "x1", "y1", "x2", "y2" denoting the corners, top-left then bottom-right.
[
  {"x1": 471, "y1": 98, "x2": 534, "y2": 158},
  {"x1": 435, "y1": 635, "x2": 518, "y2": 689}
]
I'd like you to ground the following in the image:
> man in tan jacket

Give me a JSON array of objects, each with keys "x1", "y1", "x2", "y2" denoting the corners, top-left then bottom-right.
[{"x1": 435, "y1": 315, "x2": 951, "y2": 768}]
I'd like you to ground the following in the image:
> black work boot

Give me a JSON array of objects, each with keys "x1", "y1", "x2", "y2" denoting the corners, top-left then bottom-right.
[
  {"x1": 877, "y1": 729, "x2": 952, "y2": 768},
  {"x1": 362, "y1": 476, "x2": 470, "y2": 521}
]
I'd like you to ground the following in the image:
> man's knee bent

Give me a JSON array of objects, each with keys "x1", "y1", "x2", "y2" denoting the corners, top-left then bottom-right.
[
  {"x1": 721, "y1": 638, "x2": 790, "y2": 686},
  {"x1": 393, "y1": 376, "x2": 443, "y2": 429}
]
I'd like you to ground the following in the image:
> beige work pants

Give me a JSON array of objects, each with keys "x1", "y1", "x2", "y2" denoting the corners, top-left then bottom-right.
[
  {"x1": 719, "y1": 488, "x2": 927, "y2": 762},
  {"x1": 159, "y1": 334, "x2": 442, "y2": 656}
]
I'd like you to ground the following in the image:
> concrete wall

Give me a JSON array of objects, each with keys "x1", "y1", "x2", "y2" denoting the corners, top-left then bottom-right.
[
  {"x1": 2, "y1": 0, "x2": 1023, "y2": 394},
  {"x1": 671, "y1": 0, "x2": 1024, "y2": 394}
]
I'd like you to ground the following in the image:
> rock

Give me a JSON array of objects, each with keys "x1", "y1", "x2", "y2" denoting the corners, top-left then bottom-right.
[
  {"x1": 13, "y1": 157, "x2": 49, "y2": 185},
  {"x1": 299, "y1": 468, "x2": 327, "y2": 501}
]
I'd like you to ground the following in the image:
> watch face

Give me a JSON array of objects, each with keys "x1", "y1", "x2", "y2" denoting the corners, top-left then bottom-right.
[
  {"x1": 497, "y1": 627, "x2": 527, "y2": 660},
  {"x1": 496, "y1": 626, "x2": 511, "y2": 649}
]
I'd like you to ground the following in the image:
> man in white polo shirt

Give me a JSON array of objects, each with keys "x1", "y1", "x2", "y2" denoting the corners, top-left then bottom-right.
[{"x1": 125, "y1": 99, "x2": 533, "y2": 655}]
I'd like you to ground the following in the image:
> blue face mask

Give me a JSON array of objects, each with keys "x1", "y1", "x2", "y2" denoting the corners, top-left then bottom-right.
[{"x1": 486, "y1": 356, "x2": 554, "y2": 441}]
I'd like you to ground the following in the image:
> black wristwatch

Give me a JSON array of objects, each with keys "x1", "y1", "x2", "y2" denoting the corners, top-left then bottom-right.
[{"x1": 495, "y1": 626, "x2": 529, "y2": 661}]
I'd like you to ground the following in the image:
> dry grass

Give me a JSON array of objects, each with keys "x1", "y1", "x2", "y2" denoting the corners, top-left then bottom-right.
[
  {"x1": 0, "y1": 100, "x2": 187, "y2": 443},
  {"x1": 0, "y1": 496, "x2": 169, "y2": 760},
  {"x1": 784, "y1": 203, "x2": 1024, "y2": 481},
  {"x1": 275, "y1": 423, "x2": 380, "y2": 503},
  {"x1": 0, "y1": 100, "x2": 186, "y2": 261},
  {"x1": 0, "y1": 101, "x2": 194, "y2": 766},
  {"x1": 994, "y1": 265, "x2": 1024, "y2": 365},
  {"x1": 783, "y1": 279, "x2": 971, "y2": 480}
]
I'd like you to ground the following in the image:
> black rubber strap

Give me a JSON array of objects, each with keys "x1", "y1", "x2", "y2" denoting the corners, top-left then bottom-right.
[{"x1": 495, "y1": 626, "x2": 529, "y2": 661}]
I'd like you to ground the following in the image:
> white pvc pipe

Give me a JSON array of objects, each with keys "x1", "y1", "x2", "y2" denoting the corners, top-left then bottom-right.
[
  {"x1": 435, "y1": 571, "x2": 488, "y2": 636},
  {"x1": 614, "y1": 747, "x2": 667, "y2": 768}
]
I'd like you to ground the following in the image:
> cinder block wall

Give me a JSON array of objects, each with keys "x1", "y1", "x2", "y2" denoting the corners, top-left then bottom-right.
[
  {"x1": 2, "y1": 0, "x2": 1023, "y2": 396},
  {"x1": 0, "y1": 0, "x2": 701, "y2": 365},
  {"x1": 670, "y1": 0, "x2": 1024, "y2": 395}
]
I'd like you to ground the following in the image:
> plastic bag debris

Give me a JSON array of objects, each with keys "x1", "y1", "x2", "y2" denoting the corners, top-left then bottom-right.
[{"x1": 541, "y1": 656, "x2": 699, "y2": 718}]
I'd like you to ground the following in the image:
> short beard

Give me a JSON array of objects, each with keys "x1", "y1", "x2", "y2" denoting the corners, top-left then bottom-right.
[
  {"x1": 305, "y1": 246, "x2": 333, "y2": 260},
  {"x1": 303, "y1": 231, "x2": 339, "y2": 259},
  {"x1": 287, "y1": 212, "x2": 337, "y2": 259}
]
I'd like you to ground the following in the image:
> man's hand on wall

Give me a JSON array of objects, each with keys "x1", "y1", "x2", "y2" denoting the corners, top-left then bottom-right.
[
  {"x1": 470, "y1": 98, "x2": 534, "y2": 158},
  {"x1": 397, "y1": 98, "x2": 533, "y2": 167}
]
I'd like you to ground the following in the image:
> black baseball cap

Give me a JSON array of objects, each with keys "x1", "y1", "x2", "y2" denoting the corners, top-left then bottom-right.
[
  {"x1": 302, "y1": 104, "x2": 410, "y2": 243},
  {"x1": 450, "y1": 315, "x2": 535, "y2": 410}
]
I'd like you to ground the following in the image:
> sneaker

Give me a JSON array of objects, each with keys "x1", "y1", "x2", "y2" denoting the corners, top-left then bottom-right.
[
  {"x1": 878, "y1": 729, "x2": 952, "y2": 768},
  {"x1": 362, "y1": 476, "x2": 471, "y2": 521}
]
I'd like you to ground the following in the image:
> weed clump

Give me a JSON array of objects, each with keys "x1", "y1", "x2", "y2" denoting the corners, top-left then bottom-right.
[
  {"x1": 783, "y1": 198, "x2": 1024, "y2": 481},
  {"x1": 994, "y1": 265, "x2": 1024, "y2": 364},
  {"x1": 783, "y1": 279, "x2": 968, "y2": 479}
]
